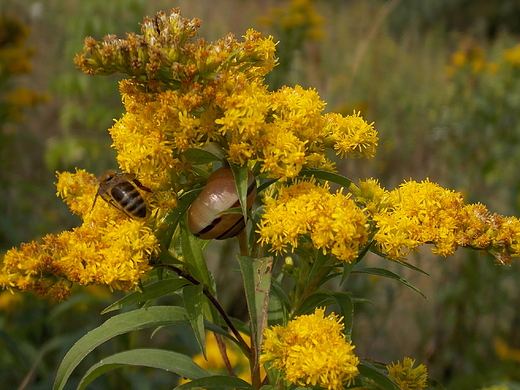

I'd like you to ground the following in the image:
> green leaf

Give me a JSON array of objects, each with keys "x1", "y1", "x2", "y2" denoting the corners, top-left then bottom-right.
[
  {"x1": 256, "y1": 178, "x2": 278, "y2": 193},
  {"x1": 357, "y1": 360, "x2": 401, "y2": 390},
  {"x1": 294, "y1": 292, "x2": 334, "y2": 317},
  {"x1": 268, "y1": 279, "x2": 290, "y2": 326},
  {"x1": 182, "y1": 148, "x2": 222, "y2": 165},
  {"x1": 392, "y1": 258, "x2": 430, "y2": 276},
  {"x1": 180, "y1": 222, "x2": 213, "y2": 292},
  {"x1": 341, "y1": 259, "x2": 357, "y2": 284},
  {"x1": 298, "y1": 168, "x2": 353, "y2": 188},
  {"x1": 77, "y1": 349, "x2": 209, "y2": 390},
  {"x1": 229, "y1": 163, "x2": 250, "y2": 222},
  {"x1": 183, "y1": 284, "x2": 206, "y2": 358},
  {"x1": 352, "y1": 267, "x2": 426, "y2": 299},
  {"x1": 237, "y1": 255, "x2": 273, "y2": 376},
  {"x1": 53, "y1": 306, "x2": 190, "y2": 390},
  {"x1": 101, "y1": 278, "x2": 190, "y2": 314},
  {"x1": 156, "y1": 188, "x2": 202, "y2": 250},
  {"x1": 174, "y1": 375, "x2": 255, "y2": 390},
  {"x1": 328, "y1": 292, "x2": 354, "y2": 341},
  {"x1": 306, "y1": 249, "x2": 332, "y2": 286}
]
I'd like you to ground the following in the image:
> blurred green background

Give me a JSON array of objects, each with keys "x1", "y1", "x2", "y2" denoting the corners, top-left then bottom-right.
[{"x1": 2, "y1": 0, "x2": 520, "y2": 389}]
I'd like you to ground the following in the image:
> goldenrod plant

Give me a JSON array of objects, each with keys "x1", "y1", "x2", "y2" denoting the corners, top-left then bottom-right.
[{"x1": 2, "y1": 8, "x2": 520, "y2": 390}]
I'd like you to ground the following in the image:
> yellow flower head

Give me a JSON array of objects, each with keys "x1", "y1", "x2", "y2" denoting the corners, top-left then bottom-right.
[
  {"x1": 0, "y1": 169, "x2": 159, "y2": 300},
  {"x1": 75, "y1": 9, "x2": 375, "y2": 183},
  {"x1": 367, "y1": 179, "x2": 520, "y2": 263},
  {"x1": 372, "y1": 179, "x2": 465, "y2": 260},
  {"x1": 261, "y1": 307, "x2": 359, "y2": 390},
  {"x1": 386, "y1": 357, "x2": 428, "y2": 390},
  {"x1": 261, "y1": 0, "x2": 325, "y2": 41},
  {"x1": 325, "y1": 111, "x2": 378, "y2": 159},
  {"x1": 257, "y1": 179, "x2": 368, "y2": 262},
  {"x1": 504, "y1": 44, "x2": 520, "y2": 67}
]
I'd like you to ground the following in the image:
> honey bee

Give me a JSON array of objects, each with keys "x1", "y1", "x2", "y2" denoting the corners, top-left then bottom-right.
[{"x1": 93, "y1": 170, "x2": 152, "y2": 220}]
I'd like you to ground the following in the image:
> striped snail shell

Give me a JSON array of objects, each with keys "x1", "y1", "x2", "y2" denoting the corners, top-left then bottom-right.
[{"x1": 187, "y1": 166, "x2": 257, "y2": 240}]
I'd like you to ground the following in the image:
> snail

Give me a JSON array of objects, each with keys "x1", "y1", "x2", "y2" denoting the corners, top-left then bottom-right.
[{"x1": 187, "y1": 166, "x2": 257, "y2": 240}]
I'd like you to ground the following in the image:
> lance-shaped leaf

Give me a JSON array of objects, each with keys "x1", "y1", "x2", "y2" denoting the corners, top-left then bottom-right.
[
  {"x1": 357, "y1": 360, "x2": 401, "y2": 390},
  {"x1": 183, "y1": 284, "x2": 206, "y2": 358},
  {"x1": 229, "y1": 163, "x2": 251, "y2": 223},
  {"x1": 174, "y1": 375, "x2": 255, "y2": 390},
  {"x1": 78, "y1": 349, "x2": 209, "y2": 390},
  {"x1": 352, "y1": 267, "x2": 426, "y2": 299},
  {"x1": 237, "y1": 255, "x2": 273, "y2": 379},
  {"x1": 102, "y1": 278, "x2": 190, "y2": 314},
  {"x1": 53, "y1": 306, "x2": 189, "y2": 390},
  {"x1": 180, "y1": 222, "x2": 213, "y2": 292},
  {"x1": 298, "y1": 168, "x2": 353, "y2": 188},
  {"x1": 156, "y1": 188, "x2": 202, "y2": 250}
]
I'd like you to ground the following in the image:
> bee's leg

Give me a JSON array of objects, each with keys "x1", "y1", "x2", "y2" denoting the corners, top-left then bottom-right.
[
  {"x1": 91, "y1": 194, "x2": 99, "y2": 211},
  {"x1": 132, "y1": 179, "x2": 152, "y2": 193}
]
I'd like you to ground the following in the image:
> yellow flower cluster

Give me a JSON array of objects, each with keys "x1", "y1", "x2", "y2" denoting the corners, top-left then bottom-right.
[
  {"x1": 355, "y1": 179, "x2": 520, "y2": 263},
  {"x1": 259, "y1": 0, "x2": 325, "y2": 41},
  {"x1": 76, "y1": 9, "x2": 377, "y2": 183},
  {"x1": 372, "y1": 179, "x2": 464, "y2": 259},
  {"x1": 0, "y1": 15, "x2": 48, "y2": 123},
  {"x1": 445, "y1": 41, "x2": 501, "y2": 77},
  {"x1": 261, "y1": 307, "x2": 359, "y2": 390},
  {"x1": 0, "y1": 15, "x2": 33, "y2": 76},
  {"x1": 0, "y1": 169, "x2": 159, "y2": 300},
  {"x1": 504, "y1": 43, "x2": 520, "y2": 67},
  {"x1": 75, "y1": 9, "x2": 276, "y2": 91},
  {"x1": 495, "y1": 337, "x2": 520, "y2": 363},
  {"x1": 4, "y1": 87, "x2": 50, "y2": 122},
  {"x1": 447, "y1": 43, "x2": 488, "y2": 75},
  {"x1": 257, "y1": 179, "x2": 369, "y2": 262},
  {"x1": 386, "y1": 357, "x2": 428, "y2": 390}
]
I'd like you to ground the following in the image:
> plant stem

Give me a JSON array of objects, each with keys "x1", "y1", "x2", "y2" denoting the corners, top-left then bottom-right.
[{"x1": 161, "y1": 264, "x2": 252, "y2": 357}]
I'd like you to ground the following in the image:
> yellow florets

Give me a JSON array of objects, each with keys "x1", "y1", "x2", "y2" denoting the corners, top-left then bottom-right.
[
  {"x1": 386, "y1": 357, "x2": 428, "y2": 390},
  {"x1": 257, "y1": 179, "x2": 368, "y2": 262},
  {"x1": 0, "y1": 169, "x2": 159, "y2": 300},
  {"x1": 261, "y1": 307, "x2": 359, "y2": 390}
]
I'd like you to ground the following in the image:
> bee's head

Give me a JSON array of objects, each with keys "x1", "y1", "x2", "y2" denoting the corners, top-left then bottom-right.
[{"x1": 98, "y1": 170, "x2": 117, "y2": 184}]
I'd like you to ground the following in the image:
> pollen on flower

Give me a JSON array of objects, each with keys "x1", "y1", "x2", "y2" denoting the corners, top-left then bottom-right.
[{"x1": 261, "y1": 307, "x2": 359, "y2": 390}]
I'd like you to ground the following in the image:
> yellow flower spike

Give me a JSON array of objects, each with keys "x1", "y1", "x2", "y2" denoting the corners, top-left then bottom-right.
[
  {"x1": 386, "y1": 357, "x2": 428, "y2": 390},
  {"x1": 261, "y1": 307, "x2": 359, "y2": 390},
  {"x1": 367, "y1": 179, "x2": 520, "y2": 263}
]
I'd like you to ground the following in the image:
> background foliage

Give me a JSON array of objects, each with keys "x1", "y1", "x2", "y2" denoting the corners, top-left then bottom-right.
[{"x1": 1, "y1": 0, "x2": 520, "y2": 389}]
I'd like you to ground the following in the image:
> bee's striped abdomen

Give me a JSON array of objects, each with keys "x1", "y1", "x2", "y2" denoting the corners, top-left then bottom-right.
[{"x1": 110, "y1": 181, "x2": 148, "y2": 219}]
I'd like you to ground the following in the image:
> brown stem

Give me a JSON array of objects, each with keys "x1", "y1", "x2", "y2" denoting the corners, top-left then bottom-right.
[
  {"x1": 214, "y1": 333, "x2": 236, "y2": 376},
  {"x1": 237, "y1": 229, "x2": 249, "y2": 256}
]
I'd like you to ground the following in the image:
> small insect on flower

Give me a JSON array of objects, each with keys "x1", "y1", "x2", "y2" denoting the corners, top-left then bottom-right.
[
  {"x1": 93, "y1": 170, "x2": 152, "y2": 220},
  {"x1": 187, "y1": 166, "x2": 257, "y2": 240}
]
